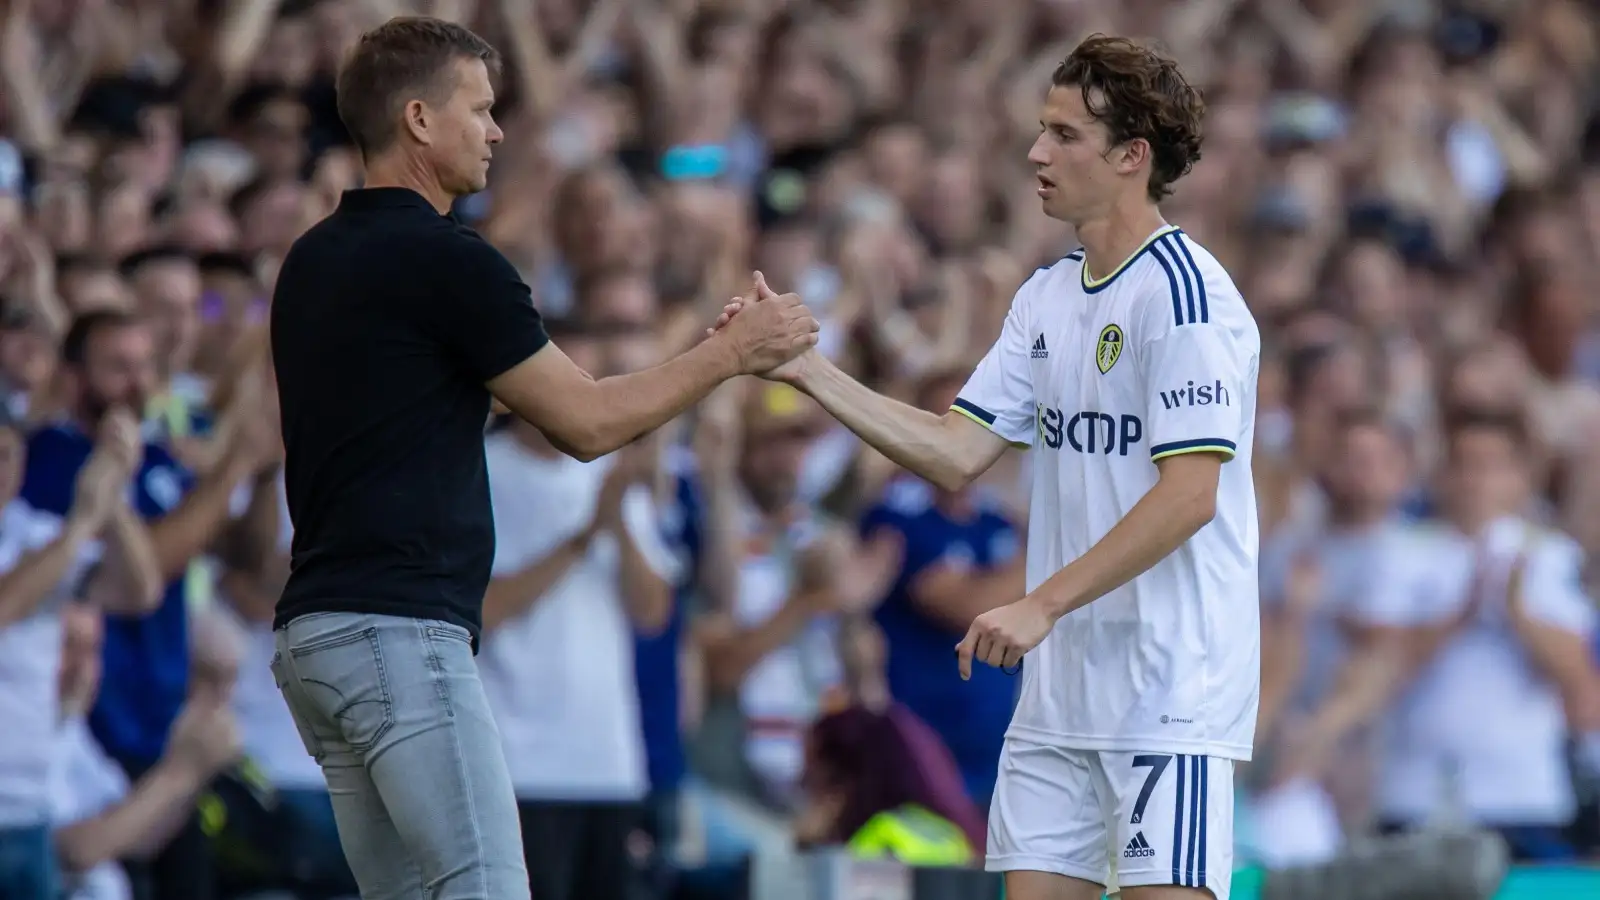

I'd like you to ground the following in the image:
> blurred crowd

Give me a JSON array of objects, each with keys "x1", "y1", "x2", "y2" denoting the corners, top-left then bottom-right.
[{"x1": 0, "y1": 0, "x2": 1598, "y2": 899}]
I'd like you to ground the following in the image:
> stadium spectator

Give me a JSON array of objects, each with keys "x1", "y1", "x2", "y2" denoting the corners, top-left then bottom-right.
[
  {"x1": 857, "y1": 368, "x2": 1025, "y2": 809},
  {"x1": 0, "y1": 406, "x2": 159, "y2": 898},
  {"x1": 479, "y1": 323, "x2": 678, "y2": 900},
  {"x1": 1367, "y1": 411, "x2": 1600, "y2": 860},
  {"x1": 49, "y1": 602, "x2": 244, "y2": 900},
  {"x1": 20, "y1": 311, "x2": 271, "y2": 900}
]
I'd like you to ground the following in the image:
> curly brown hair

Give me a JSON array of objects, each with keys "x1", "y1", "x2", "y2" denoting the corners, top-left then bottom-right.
[{"x1": 1052, "y1": 35, "x2": 1206, "y2": 202}]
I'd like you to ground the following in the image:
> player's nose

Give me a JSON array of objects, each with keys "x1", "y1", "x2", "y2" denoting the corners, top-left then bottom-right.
[{"x1": 1027, "y1": 136, "x2": 1051, "y2": 167}]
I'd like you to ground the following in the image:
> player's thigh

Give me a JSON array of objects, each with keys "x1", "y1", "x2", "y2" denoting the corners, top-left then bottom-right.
[
  {"x1": 1097, "y1": 751, "x2": 1234, "y2": 900},
  {"x1": 987, "y1": 740, "x2": 1116, "y2": 895},
  {"x1": 1005, "y1": 870, "x2": 1107, "y2": 900}
]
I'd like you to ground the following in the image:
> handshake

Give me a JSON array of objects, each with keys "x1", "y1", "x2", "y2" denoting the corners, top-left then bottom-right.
[{"x1": 705, "y1": 271, "x2": 821, "y2": 384}]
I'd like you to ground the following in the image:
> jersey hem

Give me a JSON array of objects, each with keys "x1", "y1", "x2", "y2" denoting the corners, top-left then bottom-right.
[
  {"x1": 1002, "y1": 725, "x2": 1254, "y2": 762},
  {"x1": 950, "y1": 401, "x2": 1031, "y2": 449},
  {"x1": 1150, "y1": 438, "x2": 1237, "y2": 462}
]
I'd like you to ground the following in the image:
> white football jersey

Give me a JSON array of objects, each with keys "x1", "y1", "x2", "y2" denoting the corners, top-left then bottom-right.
[{"x1": 955, "y1": 225, "x2": 1262, "y2": 760}]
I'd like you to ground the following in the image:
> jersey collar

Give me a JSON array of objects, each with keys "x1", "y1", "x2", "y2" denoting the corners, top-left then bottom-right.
[{"x1": 1081, "y1": 224, "x2": 1182, "y2": 294}]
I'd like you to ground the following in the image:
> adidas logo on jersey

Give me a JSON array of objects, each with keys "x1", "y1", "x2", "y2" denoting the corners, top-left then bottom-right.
[
  {"x1": 1031, "y1": 335, "x2": 1048, "y2": 359},
  {"x1": 1123, "y1": 832, "x2": 1157, "y2": 859}
]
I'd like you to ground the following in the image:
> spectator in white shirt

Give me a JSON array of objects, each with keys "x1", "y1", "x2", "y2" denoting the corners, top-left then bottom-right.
[
  {"x1": 1249, "y1": 409, "x2": 1425, "y2": 866},
  {"x1": 0, "y1": 408, "x2": 160, "y2": 900},
  {"x1": 478, "y1": 324, "x2": 677, "y2": 900},
  {"x1": 689, "y1": 382, "x2": 898, "y2": 813},
  {"x1": 1308, "y1": 409, "x2": 1600, "y2": 861},
  {"x1": 49, "y1": 602, "x2": 243, "y2": 900}
]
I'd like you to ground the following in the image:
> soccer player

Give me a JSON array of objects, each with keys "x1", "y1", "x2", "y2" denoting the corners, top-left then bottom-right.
[{"x1": 720, "y1": 34, "x2": 1259, "y2": 900}]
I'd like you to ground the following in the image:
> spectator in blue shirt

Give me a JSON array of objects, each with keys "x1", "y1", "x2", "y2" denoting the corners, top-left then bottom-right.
[
  {"x1": 858, "y1": 370, "x2": 1025, "y2": 807},
  {"x1": 20, "y1": 310, "x2": 276, "y2": 900}
]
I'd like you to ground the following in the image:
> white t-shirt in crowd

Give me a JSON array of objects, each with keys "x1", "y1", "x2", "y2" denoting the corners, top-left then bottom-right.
[
  {"x1": 1361, "y1": 516, "x2": 1595, "y2": 825},
  {"x1": 49, "y1": 717, "x2": 133, "y2": 900},
  {"x1": 0, "y1": 500, "x2": 100, "y2": 827},
  {"x1": 657, "y1": 446, "x2": 842, "y2": 803},
  {"x1": 724, "y1": 494, "x2": 839, "y2": 801},
  {"x1": 955, "y1": 226, "x2": 1262, "y2": 760},
  {"x1": 479, "y1": 433, "x2": 680, "y2": 802},
  {"x1": 1258, "y1": 517, "x2": 1418, "y2": 715}
]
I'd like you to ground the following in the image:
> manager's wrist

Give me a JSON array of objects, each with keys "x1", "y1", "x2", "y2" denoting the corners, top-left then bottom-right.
[{"x1": 702, "y1": 331, "x2": 745, "y2": 379}]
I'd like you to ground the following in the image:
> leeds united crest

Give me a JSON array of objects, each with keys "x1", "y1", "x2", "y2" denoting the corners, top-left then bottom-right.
[{"x1": 1096, "y1": 324, "x2": 1123, "y2": 374}]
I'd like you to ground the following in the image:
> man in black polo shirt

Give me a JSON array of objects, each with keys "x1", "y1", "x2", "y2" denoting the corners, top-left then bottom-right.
[{"x1": 267, "y1": 17, "x2": 818, "y2": 900}]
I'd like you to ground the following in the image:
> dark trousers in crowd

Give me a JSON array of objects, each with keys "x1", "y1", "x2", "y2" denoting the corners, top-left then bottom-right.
[
  {"x1": 518, "y1": 799, "x2": 645, "y2": 900},
  {"x1": 116, "y1": 756, "x2": 215, "y2": 900},
  {"x1": 0, "y1": 823, "x2": 59, "y2": 900}
]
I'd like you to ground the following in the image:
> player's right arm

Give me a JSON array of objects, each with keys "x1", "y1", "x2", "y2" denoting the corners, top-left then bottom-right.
[
  {"x1": 762, "y1": 273, "x2": 1040, "y2": 491},
  {"x1": 427, "y1": 234, "x2": 818, "y2": 461},
  {"x1": 784, "y1": 356, "x2": 1010, "y2": 492}
]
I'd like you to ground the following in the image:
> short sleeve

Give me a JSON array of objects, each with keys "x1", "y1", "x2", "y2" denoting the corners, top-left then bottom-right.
[
  {"x1": 1520, "y1": 534, "x2": 1596, "y2": 636},
  {"x1": 953, "y1": 276, "x2": 1041, "y2": 447},
  {"x1": 1139, "y1": 322, "x2": 1248, "y2": 462},
  {"x1": 426, "y1": 230, "x2": 551, "y2": 382}
]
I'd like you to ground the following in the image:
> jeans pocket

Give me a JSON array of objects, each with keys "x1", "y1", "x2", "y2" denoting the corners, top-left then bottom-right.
[{"x1": 288, "y1": 628, "x2": 395, "y2": 753}]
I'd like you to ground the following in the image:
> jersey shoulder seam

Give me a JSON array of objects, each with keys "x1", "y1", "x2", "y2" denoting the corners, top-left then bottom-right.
[{"x1": 1144, "y1": 231, "x2": 1220, "y2": 330}]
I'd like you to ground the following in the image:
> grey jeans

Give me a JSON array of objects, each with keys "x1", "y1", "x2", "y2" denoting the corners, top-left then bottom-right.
[{"x1": 271, "y1": 612, "x2": 529, "y2": 900}]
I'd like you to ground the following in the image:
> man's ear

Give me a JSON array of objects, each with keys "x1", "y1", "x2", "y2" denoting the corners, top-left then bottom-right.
[
  {"x1": 402, "y1": 99, "x2": 433, "y2": 146},
  {"x1": 1116, "y1": 138, "x2": 1151, "y2": 177}
]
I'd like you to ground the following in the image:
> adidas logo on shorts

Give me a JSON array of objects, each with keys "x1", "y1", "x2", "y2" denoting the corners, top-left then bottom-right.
[{"x1": 1123, "y1": 831, "x2": 1156, "y2": 859}]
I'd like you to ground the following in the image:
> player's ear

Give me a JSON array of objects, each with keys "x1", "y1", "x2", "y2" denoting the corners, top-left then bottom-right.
[{"x1": 1116, "y1": 138, "x2": 1150, "y2": 177}]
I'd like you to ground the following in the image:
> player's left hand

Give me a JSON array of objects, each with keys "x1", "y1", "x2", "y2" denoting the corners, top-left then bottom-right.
[{"x1": 955, "y1": 595, "x2": 1055, "y2": 680}]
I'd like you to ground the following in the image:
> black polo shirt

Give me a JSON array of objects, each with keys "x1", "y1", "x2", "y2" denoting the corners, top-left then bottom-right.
[{"x1": 270, "y1": 187, "x2": 550, "y2": 643}]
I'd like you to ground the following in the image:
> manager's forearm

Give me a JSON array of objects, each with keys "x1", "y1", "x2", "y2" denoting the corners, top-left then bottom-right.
[
  {"x1": 577, "y1": 339, "x2": 741, "y2": 457},
  {"x1": 1035, "y1": 475, "x2": 1214, "y2": 618},
  {"x1": 795, "y1": 356, "x2": 971, "y2": 490}
]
